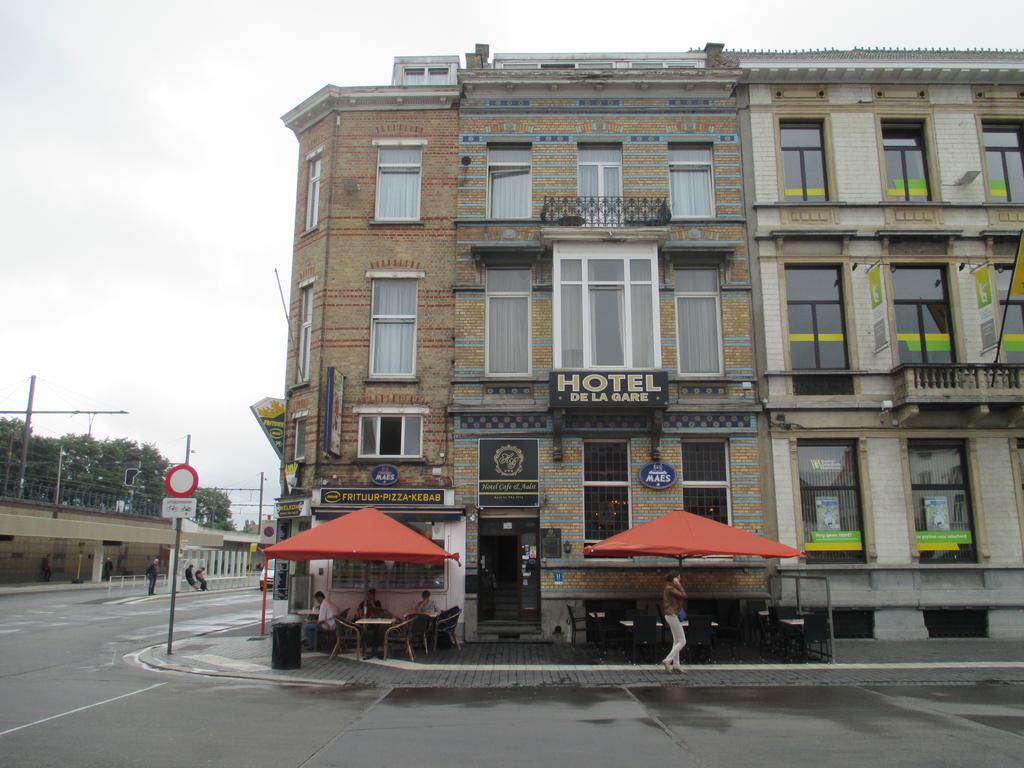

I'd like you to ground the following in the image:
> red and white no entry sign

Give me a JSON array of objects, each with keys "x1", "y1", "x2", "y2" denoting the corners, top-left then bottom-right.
[{"x1": 164, "y1": 464, "x2": 199, "y2": 498}]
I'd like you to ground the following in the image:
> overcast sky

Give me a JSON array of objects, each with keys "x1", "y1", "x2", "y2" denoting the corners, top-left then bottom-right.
[{"x1": 1, "y1": 0, "x2": 1019, "y2": 526}]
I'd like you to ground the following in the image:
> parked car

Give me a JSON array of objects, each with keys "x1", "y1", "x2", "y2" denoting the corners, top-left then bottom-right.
[{"x1": 258, "y1": 565, "x2": 274, "y2": 590}]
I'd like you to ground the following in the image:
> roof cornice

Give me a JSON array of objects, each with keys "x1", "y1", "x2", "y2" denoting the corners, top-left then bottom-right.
[{"x1": 282, "y1": 85, "x2": 460, "y2": 135}]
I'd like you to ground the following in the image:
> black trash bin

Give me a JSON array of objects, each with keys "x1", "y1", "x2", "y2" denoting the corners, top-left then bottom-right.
[{"x1": 271, "y1": 614, "x2": 303, "y2": 670}]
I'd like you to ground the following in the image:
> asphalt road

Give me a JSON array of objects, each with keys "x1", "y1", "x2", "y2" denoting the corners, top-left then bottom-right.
[{"x1": 0, "y1": 589, "x2": 1022, "y2": 767}]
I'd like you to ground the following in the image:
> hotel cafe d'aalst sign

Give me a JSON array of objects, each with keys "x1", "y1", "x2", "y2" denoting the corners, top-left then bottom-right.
[{"x1": 549, "y1": 371, "x2": 669, "y2": 406}]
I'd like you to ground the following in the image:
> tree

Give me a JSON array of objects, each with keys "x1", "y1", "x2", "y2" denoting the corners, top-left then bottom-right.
[{"x1": 193, "y1": 487, "x2": 234, "y2": 531}]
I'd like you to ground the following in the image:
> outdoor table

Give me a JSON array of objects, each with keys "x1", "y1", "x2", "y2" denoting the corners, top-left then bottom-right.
[
  {"x1": 619, "y1": 619, "x2": 664, "y2": 629},
  {"x1": 355, "y1": 617, "x2": 396, "y2": 659}
]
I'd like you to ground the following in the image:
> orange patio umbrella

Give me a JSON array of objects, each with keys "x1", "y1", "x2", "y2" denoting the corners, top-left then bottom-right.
[
  {"x1": 264, "y1": 506, "x2": 461, "y2": 566},
  {"x1": 583, "y1": 509, "x2": 802, "y2": 563}
]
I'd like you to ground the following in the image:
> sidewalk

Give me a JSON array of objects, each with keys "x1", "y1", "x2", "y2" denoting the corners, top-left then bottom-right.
[
  {"x1": 139, "y1": 635, "x2": 1024, "y2": 689},
  {"x1": 0, "y1": 580, "x2": 113, "y2": 595}
]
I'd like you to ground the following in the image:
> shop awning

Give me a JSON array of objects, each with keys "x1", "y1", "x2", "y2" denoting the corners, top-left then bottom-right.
[
  {"x1": 582, "y1": 509, "x2": 802, "y2": 560},
  {"x1": 263, "y1": 506, "x2": 461, "y2": 566}
]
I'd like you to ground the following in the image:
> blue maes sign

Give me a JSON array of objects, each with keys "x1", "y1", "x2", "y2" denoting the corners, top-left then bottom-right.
[
  {"x1": 639, "y1": 462, "x2": 677, "y2": 489},
  {"x1": 370, "y1": 464, "x2": 399, "y2": 487}
]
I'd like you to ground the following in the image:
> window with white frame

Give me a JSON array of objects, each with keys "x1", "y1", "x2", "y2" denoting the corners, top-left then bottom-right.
[
  {"x1": 376, "y1": 145, "x2": 422, "y2": 220},
  {"x1": 305, "y1": 155, "x2": 322, "y2": 230},
  {"x1": 675, "y1": 267, "x2": 722, "y2": 374},
  {"x1": 578, "y1": 145, "x2": 622, "y2": 198},
  {"x1": 669, "y1": 145, "x2": 714, "y2": 217},
  {"x1": 680, "y1": 441, "x2": 730, "y2": 524},
  {"x1": 486, "y1": 268, "x2": 531, "y2": 375},
  {"x1": 293, "y1": 417, "x2": 307, "y2": 461},
  {"x1": 488, "y1": 145, "x2": 531, "y2": 218},
  {"x1": 297, "y1": 283, "x2": 314, "y2": 382},
  {"x1": 358, "y1": 414, "x2": 422, "y2": 458},
  {"x1": 404, "y1": 67, "x2": 450, "y2": 85},
  {"x1": 555, "y1": 243, "x2": 660, "y2": 369},
  {"x1": 370, "y1": 279, "x2": 417, "y2": 376},
  {"x1": 584, "y1": 442, "x2": 630, "y2": 542}
]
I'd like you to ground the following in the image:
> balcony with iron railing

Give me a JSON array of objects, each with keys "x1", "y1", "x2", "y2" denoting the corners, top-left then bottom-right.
[
  {"x1": 892, "y1": 364, "x2": 1024, "y2": 406},
  {"x1": 540, "y1": 196, "x2": 671, "y2": 227}
]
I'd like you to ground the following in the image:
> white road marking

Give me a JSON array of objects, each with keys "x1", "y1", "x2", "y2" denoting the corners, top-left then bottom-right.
[{"x1": 0, "y1": 683, "x2": 166, "y2": 738}]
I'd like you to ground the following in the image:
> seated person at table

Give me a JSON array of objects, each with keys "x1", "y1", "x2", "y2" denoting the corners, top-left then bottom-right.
[
  {"x1": 303, "y1": 591, "x2": 342, "y2": 650},
  {"x1": 410, "y1": 590, "x2": 439, "y2": 617},
  {"x1": 354, "y1": 588, "x2": 384, "y2": 619},
  {"x1": 354, "y1": 588, "x2": 387, "y2": 658}
]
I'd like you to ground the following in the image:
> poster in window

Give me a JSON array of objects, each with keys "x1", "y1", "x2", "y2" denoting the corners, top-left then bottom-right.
[
  {"x1": 815, "y1": 497, "x2": 841, "y2": 531},
  {"x1": 924, "y1": 497, "x2": 951, "y2": 531}
]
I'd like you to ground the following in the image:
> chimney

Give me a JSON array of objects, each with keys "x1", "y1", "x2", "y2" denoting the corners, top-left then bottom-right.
[
  {"x1": 704, "y1": 42, "x2": 725, "y2": 66},
  {"x1": 475, "y1": 43, "x2": 490, "y2": 65}
]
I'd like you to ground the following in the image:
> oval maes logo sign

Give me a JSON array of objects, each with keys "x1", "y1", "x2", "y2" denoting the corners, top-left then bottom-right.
[
  {"x1": 639, "y1": 462, "x2": 677, "y2": 489},
  {"x1": 370, "y1": 464, "x2": 399, "y2": 486}
]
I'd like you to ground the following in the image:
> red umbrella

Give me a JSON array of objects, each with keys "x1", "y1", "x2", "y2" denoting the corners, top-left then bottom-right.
[
  {"x1": 583, "y1": 509, "x2": 802, "y2": 562},
  {"x1": 264, "y1": 506, "x2": 461, "y2": 565}
]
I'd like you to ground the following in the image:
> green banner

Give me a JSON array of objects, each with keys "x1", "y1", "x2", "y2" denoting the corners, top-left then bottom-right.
[
  {"x1": 916, "y1": 530, "x2": 973, "y2": 545},
  {"x1": 805, "y1": 530, "x2": 863, "y2": 551}
]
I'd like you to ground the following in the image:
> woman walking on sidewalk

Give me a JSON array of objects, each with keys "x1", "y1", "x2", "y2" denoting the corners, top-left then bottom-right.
[{"x1": 661, "y1": 572, "x2": 687, "y2": 673}]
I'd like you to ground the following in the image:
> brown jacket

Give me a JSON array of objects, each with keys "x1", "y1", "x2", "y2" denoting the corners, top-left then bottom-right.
[{"x1": 663, "y1": 582, "x2": 687, "y2": 615}]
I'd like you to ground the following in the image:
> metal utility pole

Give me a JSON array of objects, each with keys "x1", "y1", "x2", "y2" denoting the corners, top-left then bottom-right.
[
  {"x1": 166, "y1": 434, "x2": 190, "y2": 656},
  {"x1": 2, "y1": 375, "x2": 128, "y2": 498},
  {"x1": 16, "y1": 376, "x2": 35, "y2": 497},
  {"x1": 54, "y1": 446, "x2": 65, "y2": 505}
]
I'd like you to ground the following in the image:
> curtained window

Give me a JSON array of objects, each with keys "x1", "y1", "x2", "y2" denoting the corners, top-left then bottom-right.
[
  {"x1": 376, "y1": 146, "x2": 421, "y2": 220},
  {"x1": 486, "y1": 268, "x2": 531, "y2": 375},
  {"x1": 675, "y1": 268, "x2": 722, "y2": 374},
  {"x1": 556, "y1": 249, "x2": 658, "y2": 368},
  {"x1": 297, "y1": 284, "x2": 314, "y2": 382},
  {"x1": 489, "y1": 146, "x2": 531, "y2": 218},
  {"x1": 370, "y1": 279, "x2": 417, "y2": 376},
  {"x1": 305, "y1": 155, "x2": 321, "y2": 230},
  {"x1": 669, "y1": 145, "x2": 713, "y2": 217}
]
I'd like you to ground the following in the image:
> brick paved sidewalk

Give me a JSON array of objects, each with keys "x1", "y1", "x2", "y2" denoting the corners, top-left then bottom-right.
[{"x1": 138, "y1": 635, "x2": 1024, "y2": 689}]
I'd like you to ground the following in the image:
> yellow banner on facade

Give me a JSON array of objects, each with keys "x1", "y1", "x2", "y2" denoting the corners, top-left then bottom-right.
[{"x1": 1011, "y1": 231, "x2": 1024, "y2": 298}]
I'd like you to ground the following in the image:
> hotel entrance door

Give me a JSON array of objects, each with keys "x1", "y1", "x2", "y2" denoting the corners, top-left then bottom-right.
[{"x1": 478, "y1": 517, "x2": 539, "y2": 623}]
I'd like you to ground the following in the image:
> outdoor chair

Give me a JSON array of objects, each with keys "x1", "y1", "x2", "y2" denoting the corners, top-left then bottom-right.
[
  {"x1": 433, "y1": 606, "x2": 462, "y2": 651},
  {"x1": 566, "y1": 605, "x2": 587, "y2": 648},
  {"x1": 383, "y1": 618, "x2": 417, "y2": 661},
  {"x1": 795, "y1": 612, "x2": 831, "y2": 662},
  {"x1": 408, "y1": 614, "x2": 433, "y2": 657},
  {"x1": 628, "y1": 614, "x2": 659, "y2": 663},
  {"x1": 330, "y1": 617, "x2": 362, "y2": 660},
  {"x1": 596, "y1": 614, "x2": 627, "y2": 657},
  {"x1": 714, "y1": 607, "x2": 744, "y2": 661},
  {"x1": 685, "y1": 615, "x2": 714, "y2": 663}
]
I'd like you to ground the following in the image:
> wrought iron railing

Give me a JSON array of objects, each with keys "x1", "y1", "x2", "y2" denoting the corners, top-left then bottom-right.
[{"x1": 540, "y1": 196, "x2": 671, "y2": 227}]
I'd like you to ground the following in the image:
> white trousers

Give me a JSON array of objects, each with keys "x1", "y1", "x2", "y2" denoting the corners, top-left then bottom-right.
[{"x1": 663, "y1": 613, "x2": 687, "y2": 665}]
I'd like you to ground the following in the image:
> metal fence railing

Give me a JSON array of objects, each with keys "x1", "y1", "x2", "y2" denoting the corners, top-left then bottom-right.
[{"x1": 1, "y1": 477, "x2": 161, "y2": 517}]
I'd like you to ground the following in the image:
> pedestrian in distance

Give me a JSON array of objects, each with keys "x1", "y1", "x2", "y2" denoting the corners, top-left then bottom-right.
[
  {"x1": 184, "y1": 563, "x2": 200, "y2": 591},
  {"x1": 195, "y1": 567, "x2": 208, "y2": 591},
  {"x1": 145, "y1": 557, "x2": 159, "y2": 595},
  {"x1": 102, "y1": 557, "x2": 114, "y2": 582},
  {"x1": 661, "y1": 571, "x2": 687, "y2": 674},
  {"x1": 41, "y1": 555, "x2": 52, "y2": 583}
]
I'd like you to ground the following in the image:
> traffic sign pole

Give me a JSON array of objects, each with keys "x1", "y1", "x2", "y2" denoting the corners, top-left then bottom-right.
[{"x1": 166, "y1": 437, "x2": 194, "y2": 656}]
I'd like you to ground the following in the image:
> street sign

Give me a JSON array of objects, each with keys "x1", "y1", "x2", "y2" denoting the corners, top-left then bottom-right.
[
  {"x1": 259, "y1": 522, "x2": 277, "y2": 545},
  {"x1": 164, "y1": 464, "x2": 199, "y2": 498},
  {"x1": 162, "y1": 497, "x2": 197, "y2": 519}
]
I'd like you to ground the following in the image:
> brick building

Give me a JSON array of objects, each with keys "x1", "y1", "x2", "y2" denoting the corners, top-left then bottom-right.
[
  {"x1": 452, "y1": 46, "x2": 764, "y2": 640},
  {"x1": 277, "y1": 61, "x2": 467, "y2": 617},
  {"x1": 736, "y1": 49, "x2": 1024, "y2": 639}
]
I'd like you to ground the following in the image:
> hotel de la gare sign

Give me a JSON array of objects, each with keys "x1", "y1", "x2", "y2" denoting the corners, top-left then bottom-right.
[{"x1": 549, "y1": 371, "x2": 669, "y2": 406}]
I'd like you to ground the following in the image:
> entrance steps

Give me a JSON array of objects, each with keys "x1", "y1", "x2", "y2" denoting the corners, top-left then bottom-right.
[{"x1": 473, "y1": 621, "x2": 548, "y2": 643}]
